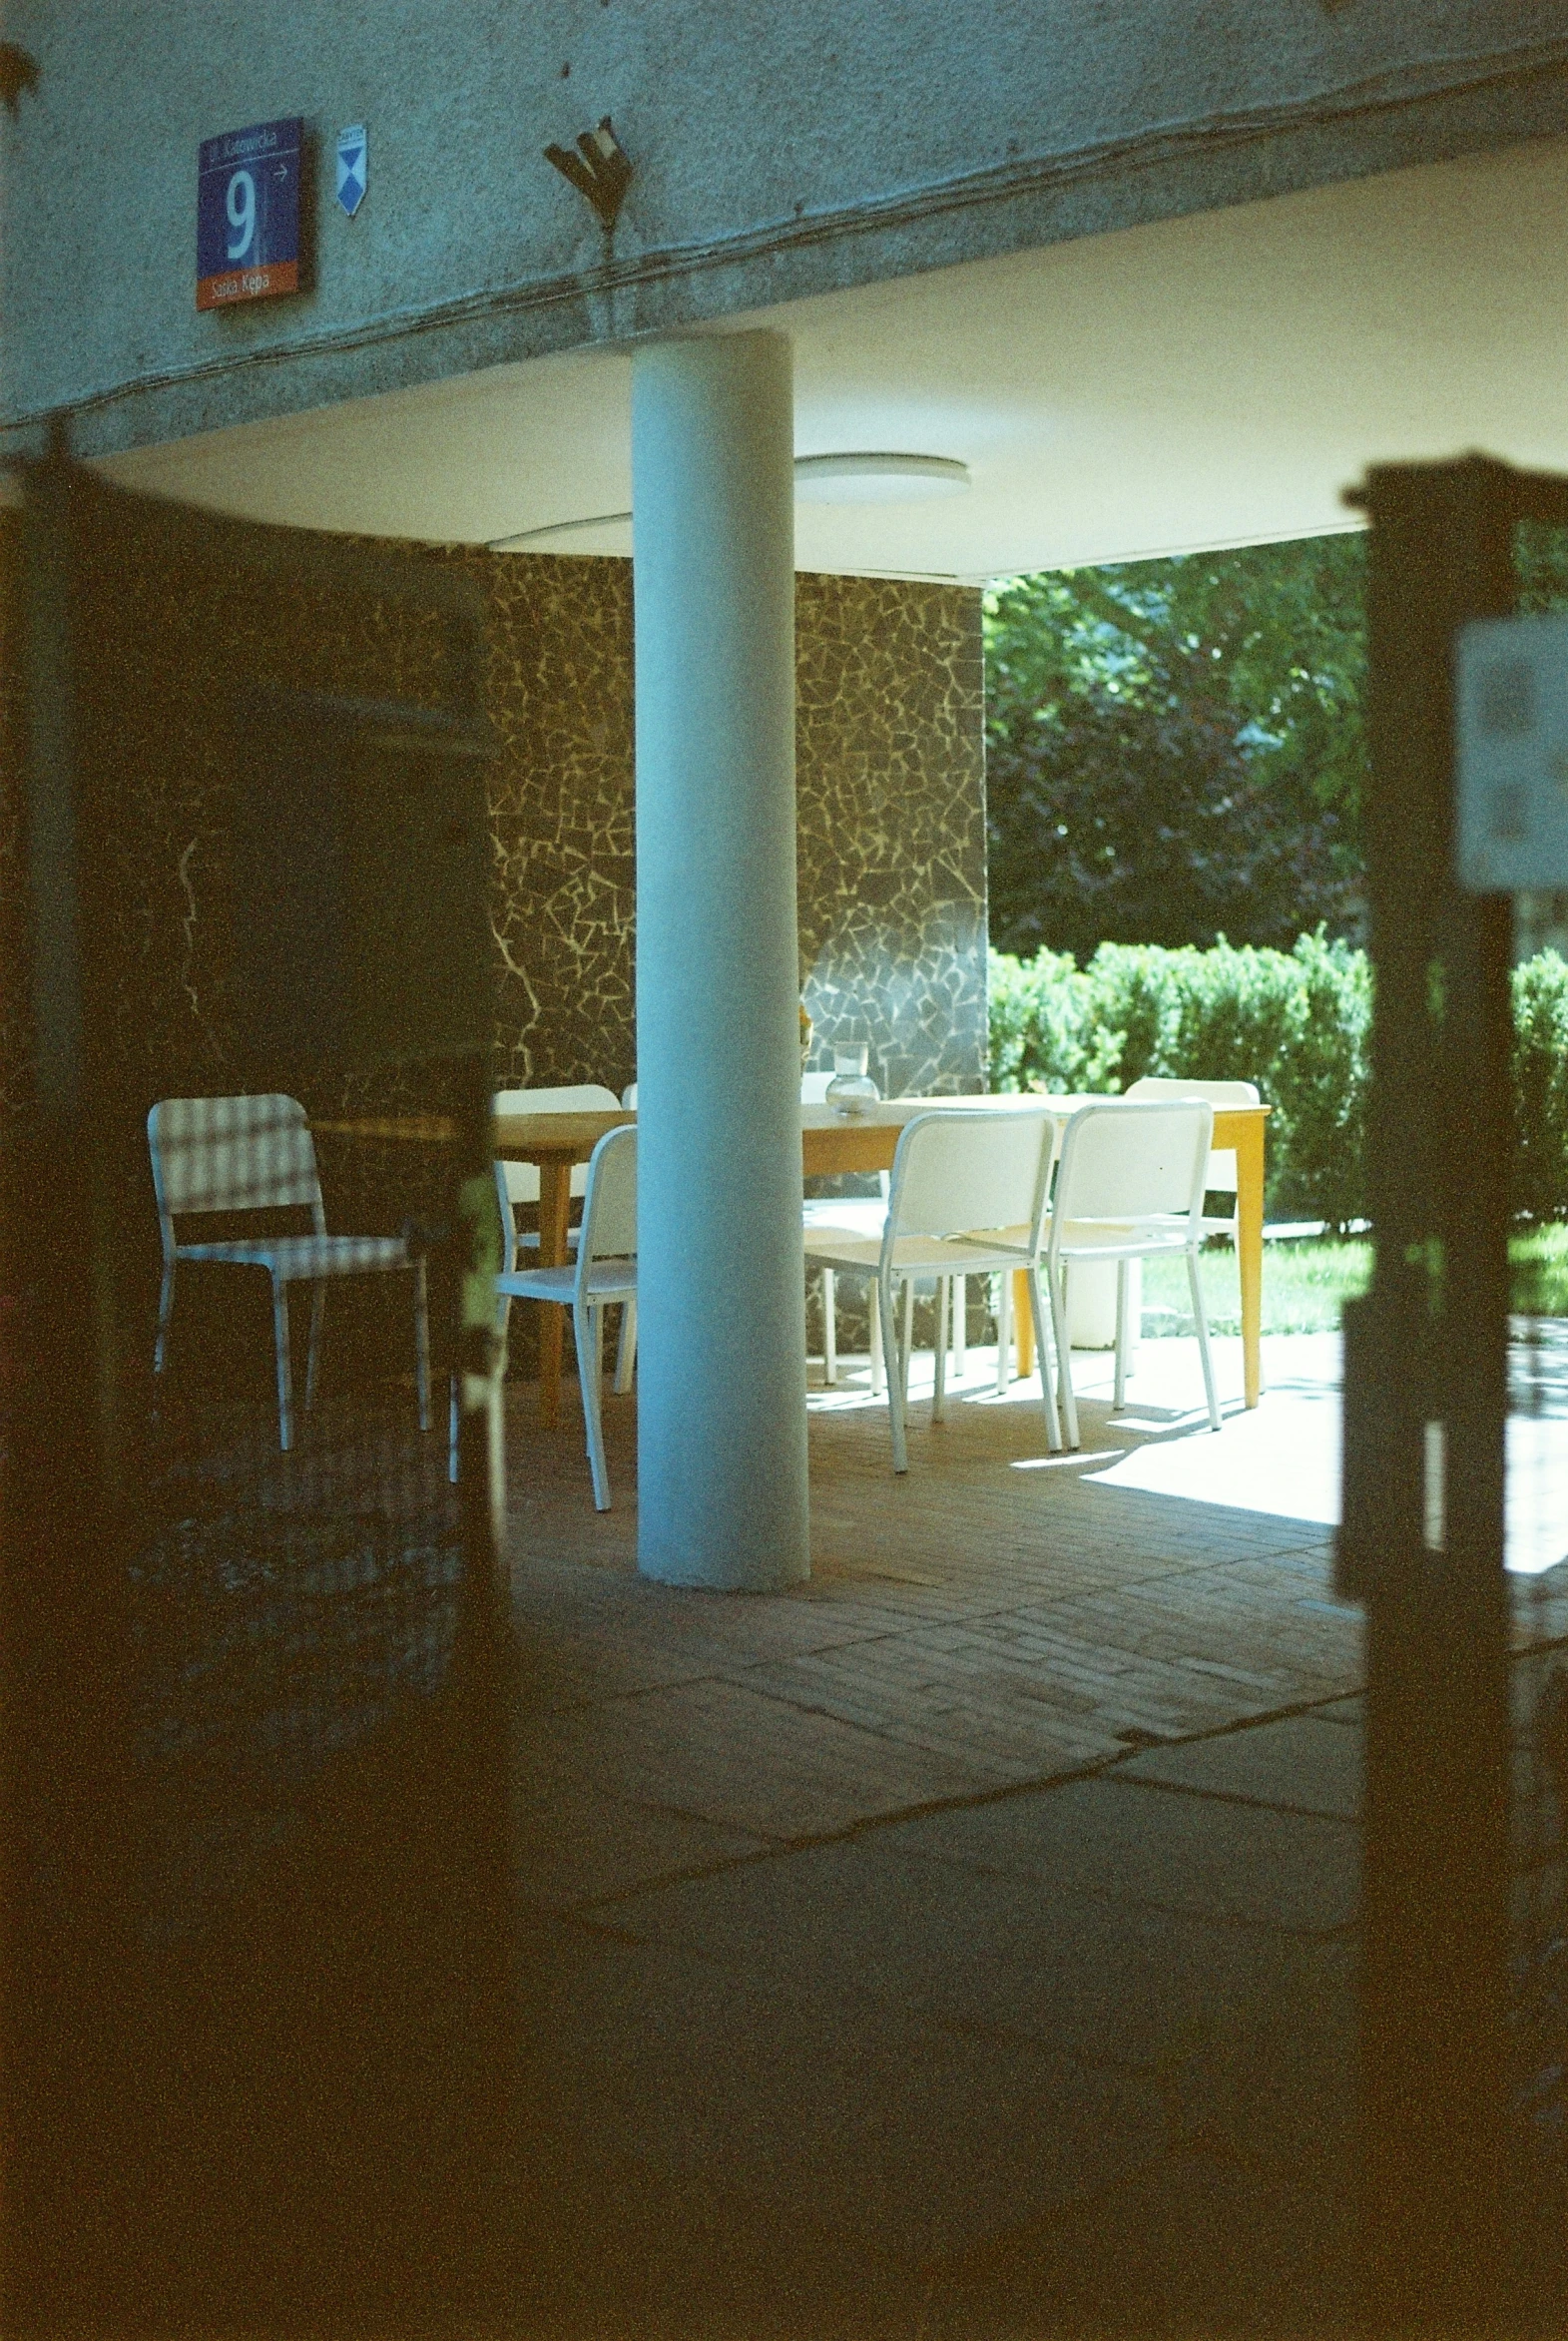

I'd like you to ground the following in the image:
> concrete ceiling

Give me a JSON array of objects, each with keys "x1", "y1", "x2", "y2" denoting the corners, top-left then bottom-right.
[{"x1": 101, "y1": 133, "x2": 1568, "y2": 581}]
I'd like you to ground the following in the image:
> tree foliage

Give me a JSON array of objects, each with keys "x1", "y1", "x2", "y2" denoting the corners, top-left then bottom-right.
[{"x1": 983, "y1": 536, "x2": 1368, "y2": 960}]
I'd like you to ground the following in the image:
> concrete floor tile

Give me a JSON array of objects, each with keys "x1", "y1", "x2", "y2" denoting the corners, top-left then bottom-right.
[
  {"x1": 544, "y1": 1673, "x2": 1010, "y2": 1835},
  {"x1": 510, "y1": 1782, "x2": 767, "y2": 1911},
  {"x1": 880, "y1": 1774, "x2": 1359, "y2": 1934},
  {"x1": 524, "y1": 1937, "x2": 1159, "y2": 2258},
  {"x1": 1116, "y1": 1712, "x2": 1363, "y2": 1819},
  {"x1": 600, "y1": 1834, "x2": 1353, "y2": 2065},
  {"x1": 920, "y1": 2140, "x2": 1359, "y2": 2337}
]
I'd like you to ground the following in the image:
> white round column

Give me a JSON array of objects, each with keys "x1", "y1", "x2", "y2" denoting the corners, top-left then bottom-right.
[{"x1": 632, "y1": 330, "x2": 810, "y2": 1590}]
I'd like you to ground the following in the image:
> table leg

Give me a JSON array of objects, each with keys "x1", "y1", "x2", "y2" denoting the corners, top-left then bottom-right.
[
  {"x1": 1013, "y1": 1269, "x2": 1034, "y2": 1381},
  {"x1": 1234, "y1": 1117, "x2": 1266, "y2": 1409},
  {"x1": 538, "y1": 1160, "x2": 571, "y2": 1431}
]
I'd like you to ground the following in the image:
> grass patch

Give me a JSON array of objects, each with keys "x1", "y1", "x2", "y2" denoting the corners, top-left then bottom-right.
[
  {"x1": 1139, "y1": 1240, "x2": 1369, "y2": 1340},
  {"x1": 1135, "y1": 1224, "x2": 1568, "y2": 1339},
  {"x1": 1510, "y1": 1223, "x2": 1568, "y2": 1317}
]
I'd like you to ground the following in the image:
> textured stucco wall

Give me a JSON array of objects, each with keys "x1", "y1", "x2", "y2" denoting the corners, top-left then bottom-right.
[{"x1": 4, "y1": 2, "x2": 1567, "y2": 458}]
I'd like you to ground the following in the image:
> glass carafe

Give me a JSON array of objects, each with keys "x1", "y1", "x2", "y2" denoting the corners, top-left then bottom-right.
[{"x1": 825, "y1": 1042, "x2": 879, "y2": 1119}]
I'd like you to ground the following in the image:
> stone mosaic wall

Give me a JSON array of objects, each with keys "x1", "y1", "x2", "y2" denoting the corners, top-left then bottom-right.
[
  {"x1": 794, "y1": 572, "x2": 986, "y2": 1100},
  {"x1": 0, "y1": 534, "x2": 987, "y2": 1133},
  {"x1": 455, "y1": 552, "x2": 988, "y2": 1105},
  {"x1": 446, "y1": 549, "x2": 640, "y2": 1097}
]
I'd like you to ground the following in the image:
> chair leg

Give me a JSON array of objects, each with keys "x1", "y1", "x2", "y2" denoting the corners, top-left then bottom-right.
[
  {"x1": 821, "y1": 1268, "x2": 837, "y2": 1386},
  {"x1": 881, "y1": 1272, "x2": 908, "y2": 1473},
  {"x1": 868, "y1": 1280, "x2": 884, "y2": 1396},
  {"x1": 271, "y1": 1276, "x2": 294, "y2": 1453},
  {"x1": 304, "y1": 1283, "x2": 326, "y2": 1413},
  {"x1": 153, "y1": 1260, "x2": 176, "y2": 1375},
  {"x1": 1113, "y1": 1260, "x2": 1129, "y2": 1411},
  {"x1": 933, "y1": 1277, "x2": 949, "y2": 1423},
  {"x1": 1047, "y1": 1261, "x2": 1079, "y2": 1449},
  {"x1": 899, "y1": 1277, "x2": 914, "y2": 1408},
  {"x1": 613, "y1": 1297, "x2": 637, "y2": 1394},
  {"x1": 575, "y1": 1298, "x2": 612, "y2": 1508},
  {"x1": 448, "y1": 1370, "x2": 460, "y2": 1483},
  {"x1": 996, "y1": 1268, "x2": 1011, "y2": 1396},
  {"x1": 1026, "y1": 1268, "x2": 1062, "y2": 1451},
  {"x1": 412, "y1": 1258, "x2": 431, "y2": 1433},
  {"x1": 1187, "y1": 1249, "x2": 1223, "y2": 1432},
  {"x1": 953, "y1": 1274, "x2": 966, "y2": 1374},
  {"x1": 487, "y1": 1358, "x2": 508, "y2": 1538}
]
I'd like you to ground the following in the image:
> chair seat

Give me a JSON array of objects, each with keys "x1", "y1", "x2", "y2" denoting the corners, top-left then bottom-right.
[
  {"x1": 1045, "y1": 1214, "x2": 1194, "y2": 1260},
  {"x1": 804, "y1": 1230, "x2": 1035, "y2": 1278},
  {"x1": 499, "y1": 1259, "x2": 636, "y2": 1306},
  {"x1": 802, "y1": 1198, "x2": 887, "y2": 1245},
  {"x1": 173, "y1": 1232, "x2": 410, "y2": 1279}
]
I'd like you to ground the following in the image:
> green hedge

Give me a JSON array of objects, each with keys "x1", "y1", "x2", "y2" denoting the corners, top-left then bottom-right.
[
  {"x1": 1513, "y1": 952, "x2": 1568, "y2": 1222},
  {"x1": 990, "y1": 936, "x2": 1568, "y2": 1227},
  {"x1": 987, "y1": 932, "x2": 1371, "y2": 1225}
]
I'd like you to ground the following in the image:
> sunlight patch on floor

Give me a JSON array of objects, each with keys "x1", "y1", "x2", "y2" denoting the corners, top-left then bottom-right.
[{"x1": 808, "y1": 1330, "x2": 1568, "y2": 1574}]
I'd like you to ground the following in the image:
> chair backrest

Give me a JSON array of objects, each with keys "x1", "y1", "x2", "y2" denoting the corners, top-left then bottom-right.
[
  {"x1": 1125, "y1": 1076, "x2": 1257, "y2": 1193},
  {"x1": 885, "y1": 1109, "x2": 1056, "y2": 1252},
  {"x1": 493, "y1": 1084, "x2": 622, "y2": 1205},
  {"x1": 148, "y1": 1095, "x2": 322, "y2": 1250},
  {"x1": 577, "y1": 1125, "x2": 637, "y2": 1276},
  {"x1": 1124, "y1": 1077, "x2": 1260, "y2": 1107},
  {"x1": 799, "y1": 1072, "x2": 834, "y2": 1103},
  {"x1": 1052, "y1": 1099, "x2": 1213, "y2": 1226}
]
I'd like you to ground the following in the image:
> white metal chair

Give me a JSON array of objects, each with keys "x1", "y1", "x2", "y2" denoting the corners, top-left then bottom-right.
[
  {"x1": 492, "y1": 1083, "x2": 622, "y2": 1253},
  {"x1": 1045, "y1": 1098, "x2": 1223, "y2": 1448},
  {"x1": 804, "y1": 1108, "x2": 1059, "y2": 1472},
  {"x1": 1124, "y1": 1076, "x2": 1260, "y2": 1243},
  {"x1": 799, "y1": 1070, "x2": 899, "y2": 1392},
  {"x1": 492, "y1": 1123, "x2": 637, "y2": 1509},
  {"x1": 148, "y1": 1093, "x2": 431, "y2": 1453}
]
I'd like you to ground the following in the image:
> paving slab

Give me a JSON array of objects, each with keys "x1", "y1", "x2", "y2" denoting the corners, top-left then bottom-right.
[
  {"x1": 534, "y1": 1672, "x2": 1015, "y2": 1835},
  {"x1": 879, "y1": 1774, "x2": 1359, "y2": 1934},
  {"x1": 920, "y1": 2141, "x2": 1359, "y2": 2338},
  {"x1": 479, "y1": 1341, "x2": 1389, "y2": 2328},
  {"x1": 522, "y1": 1927, "x2": 1158, "y2": 2260},
  {"x1": 601, "y1": 1832, "x2": 1356, "y2": 2064},
  {"x1": 1117, "y1": 1711, "x2": 1363, "y2": 1819},
  {"x1": 510, "y1": 1780, "x2": 767, "y2": 1911}
]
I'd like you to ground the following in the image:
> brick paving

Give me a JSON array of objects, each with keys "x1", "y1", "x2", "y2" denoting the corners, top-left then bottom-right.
[{"x1": 501, "y1": 1333, "x2": 1362, "y2": 1853}]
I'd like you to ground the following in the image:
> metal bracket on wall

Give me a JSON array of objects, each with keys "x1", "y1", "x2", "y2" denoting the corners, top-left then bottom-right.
[
  {"x1": 0, "y1": 44, "x2": 38, "y2": 114},
  {"x1": 544, "y1": 117, "x2": 633, "y2": 233}
]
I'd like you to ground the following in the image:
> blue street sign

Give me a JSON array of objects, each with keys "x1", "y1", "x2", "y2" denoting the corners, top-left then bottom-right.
[
  {"x1": 197, "y1": 117, "x2": 301, "y2": 309},
  {"x1": 336, "y1": 124, "x2": 366, "y2": 218}
]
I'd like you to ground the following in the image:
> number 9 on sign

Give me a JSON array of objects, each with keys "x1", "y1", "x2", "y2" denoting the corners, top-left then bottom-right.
[
  {"x1": 225, "y1": 169, "x2": 256, "y2": 261},
  {"x1": 197, "y1": 117, "x2": 301, "y2": 309}
]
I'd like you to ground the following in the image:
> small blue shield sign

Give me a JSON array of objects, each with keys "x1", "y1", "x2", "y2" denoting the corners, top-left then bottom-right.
[{"x1": 336, "y1": 124, "x2": 366, "y2": 218}]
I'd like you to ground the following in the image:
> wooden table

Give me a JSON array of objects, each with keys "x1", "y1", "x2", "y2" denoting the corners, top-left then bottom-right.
[{"x1": 493, "y1": 1094, "x2": 1270, "y2": 1429}]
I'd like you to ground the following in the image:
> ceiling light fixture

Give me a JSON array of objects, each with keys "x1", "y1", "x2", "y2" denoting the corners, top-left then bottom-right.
[
  {"x1": 489, "y1": 452, "x2": 971, "y2": 550},
  {"x1": 792, "y1": 453, "x2": 970, "y2": 503}
]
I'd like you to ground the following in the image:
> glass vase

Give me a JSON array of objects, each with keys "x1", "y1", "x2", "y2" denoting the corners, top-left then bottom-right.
[{"x1": 825, "y1": 1042, "x2": 879, "y2": 1119}]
